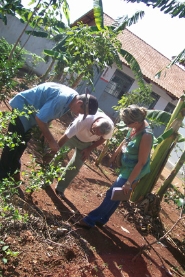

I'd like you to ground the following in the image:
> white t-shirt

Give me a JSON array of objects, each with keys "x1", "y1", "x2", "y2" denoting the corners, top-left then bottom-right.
[{"x1": 65, "y1": 111, "x2": 114, "y2": 142}]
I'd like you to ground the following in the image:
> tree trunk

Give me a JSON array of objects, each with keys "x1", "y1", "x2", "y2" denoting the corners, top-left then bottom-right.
[
  {"x1": 41, "y1": 58, "x2": 56, "y2": 82},
  {"x1": 71, "y1": 73, "x2": 84, "y2": 89}
]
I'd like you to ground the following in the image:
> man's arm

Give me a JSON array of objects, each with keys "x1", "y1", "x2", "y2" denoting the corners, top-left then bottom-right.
[
  {"x1": 57, "y1": 134, "x2": 69, "y2": 148},
  {"x1": 35, "y1": 116, "x2": 59, "y2": 152},
  {"x1": 81, "y1": 137, "x2": 106, "y2": 161}
]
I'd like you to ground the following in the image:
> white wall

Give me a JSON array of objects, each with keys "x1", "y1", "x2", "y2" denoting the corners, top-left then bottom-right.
[{"x1": 0, "y1": 14, "x2": 55, "y2": 75}]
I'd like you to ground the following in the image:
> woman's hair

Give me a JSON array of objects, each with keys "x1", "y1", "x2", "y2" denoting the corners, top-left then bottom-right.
[
  {"x1": 120, "y1": 105, "x2": 147, "y2": 125},
  {"x1": 96, "y1": 118, "x2": 113, "y2": 135}
]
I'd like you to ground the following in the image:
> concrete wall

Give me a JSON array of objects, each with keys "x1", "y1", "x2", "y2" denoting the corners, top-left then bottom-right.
[{"x1": 0, "y1": 14, "x2": 55, "y2": 75}]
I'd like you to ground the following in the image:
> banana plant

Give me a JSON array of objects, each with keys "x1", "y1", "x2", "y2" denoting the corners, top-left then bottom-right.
[{"x1": 131, "y1": 94, "x2": 185, "y2": 202}]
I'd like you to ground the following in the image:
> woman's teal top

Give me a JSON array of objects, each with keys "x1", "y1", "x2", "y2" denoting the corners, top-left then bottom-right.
[{"x1": 119, "y1": 127, "x2": 153, "y2": 180}]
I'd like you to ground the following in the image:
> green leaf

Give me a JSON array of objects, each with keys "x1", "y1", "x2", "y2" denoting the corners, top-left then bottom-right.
[
  {"x1": 177, "y1": 134, "x2": 185, "y2": 143},
  {"x1": 62, "y1": 0, "x2": 70, "y2": 26},
  {"x1": 93, "y1": 0, "x2": 104, "y2": 30},
  {"x1": 2, "y1": 245, "x2": 9, "y2": 251},
  {"x1": 2, "y1": 257, "x2": 8, "y2": 264},
  {"x1": 175, "y1": 198, "x2": 185, "y2": 207},
  {"x1": 147, "y1": 109, "x2": 171, "y2": 125}
]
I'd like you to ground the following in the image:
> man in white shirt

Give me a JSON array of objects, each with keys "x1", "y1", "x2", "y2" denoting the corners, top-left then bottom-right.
[{"x1": 54, "y1": 111, "x2": 114, "y2": 198}]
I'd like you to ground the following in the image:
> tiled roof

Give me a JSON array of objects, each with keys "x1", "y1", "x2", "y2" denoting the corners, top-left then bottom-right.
[
  {"x1": 73, "y1": 10, "x2": 185, "y2": 99},
  {"x1": 117, "y1": 27, "x2": 185, "y2": 99}
]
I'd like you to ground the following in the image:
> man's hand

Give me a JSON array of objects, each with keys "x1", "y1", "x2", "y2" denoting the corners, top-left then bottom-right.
[
  {"x1": 48, "y1": 140, "x2": 59, "y2": 153},
  {"x1": 81, "y1": 148, "x2": 91, "y2": 162},
  {"x1": 43, "y1": 150, "x2": 56, "y2": 164}
]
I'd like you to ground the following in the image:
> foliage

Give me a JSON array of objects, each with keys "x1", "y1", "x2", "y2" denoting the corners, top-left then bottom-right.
[
  {"x1": 0, "y1": 109, "x2": 27, "y2": 149},
  {"x1": 0, "y1": 117, "x2": 69, "y2": 222},
  {"x1": 49, "y1": 23, "x2": 123, "y2": 86},
  {"x1": 0, "y1": 240, "x2": 19, "y2": 264},
  {"x1": 25, "y1": 151, "x2": 68, "y2": 194},
  {"x1": 0, "y1": 37, "x2": 43, "y2": 104},
  {"x1": 114, "y1": 84, "x2": 153, "y2": 110},
  {"x1": 163, "y1": 184, "x2": 185, "y2": 214},
  {"x1": 126, "y1": 0, "x2": 185, "y2": 18},
  {"x1": 0, "y1": 38, "x2": 27, "y2": 103},
  {"x1": 0, "y1": 0, "x2": 23, "y2": 24},
  {"x1": 17, "y1": 0, "x2": 69, "y2": 32},
  {"x1": 108, "y1": 122, "x2": 128, "y2": 153}
]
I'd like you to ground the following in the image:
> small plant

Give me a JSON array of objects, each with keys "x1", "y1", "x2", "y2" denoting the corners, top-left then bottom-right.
[
  {"x1": 0, "y1": 240, "x2": 19, "y2": 264},
  {"x1": 24, "y1": 145, "x2": 70, "y2": 194}
]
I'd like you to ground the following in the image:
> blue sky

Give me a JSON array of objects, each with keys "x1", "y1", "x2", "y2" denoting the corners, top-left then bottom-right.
[{"x1": 66, "y1": 0, "x2": 185, "y2": 60}]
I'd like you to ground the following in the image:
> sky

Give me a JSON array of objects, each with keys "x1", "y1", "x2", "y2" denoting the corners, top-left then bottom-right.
[{"x1": 65, "y1": 0, "x2": 185, "y2": 60}]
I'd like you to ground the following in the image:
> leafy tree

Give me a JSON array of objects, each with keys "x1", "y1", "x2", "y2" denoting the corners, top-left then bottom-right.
[{"x1": 33, "y1": 0, "x2": 151, "y2": 97}]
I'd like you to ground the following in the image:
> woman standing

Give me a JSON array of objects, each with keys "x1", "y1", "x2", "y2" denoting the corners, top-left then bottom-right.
[{"x1": 77, "y1": 105, "x2": 153, "y2": 229}]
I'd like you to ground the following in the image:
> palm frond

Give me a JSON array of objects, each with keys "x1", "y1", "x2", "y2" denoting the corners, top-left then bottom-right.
[
  {"x1": 112, "y1": 11, "x2": 145, "y2": 32},
  {"x1": 126, "y1": 0, "x2": 185, "y2": 18},
  {"x1": 167, "y1": 48, "x2": 185, "y2": 67},
  {"x1": 155, "y1": 48, "x2": 185, "y2": 79},
  {"x1": 119, "y1": 48, "x2": 144, "y2": 85}
]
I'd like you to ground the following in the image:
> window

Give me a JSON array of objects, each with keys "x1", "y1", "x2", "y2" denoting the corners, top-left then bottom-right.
[
  {"x1": 104, "y1": 70, "x2": 134, "y2": 99},
  {"x1": 148, "y1": 92, "x2": 160, "y2": 109},
  {"x1": 164, "y1": 103, "x2": 175, "y2": 114}
]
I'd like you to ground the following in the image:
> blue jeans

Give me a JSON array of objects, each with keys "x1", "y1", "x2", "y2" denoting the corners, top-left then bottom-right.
[{"x1": 83, "y1": 176, "x2": 128, "y2": 227}]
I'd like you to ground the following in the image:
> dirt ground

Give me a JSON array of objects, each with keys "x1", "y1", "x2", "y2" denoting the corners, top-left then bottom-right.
[{"x1": 0, "y1": 112, "x2": 185, "y2": 277}]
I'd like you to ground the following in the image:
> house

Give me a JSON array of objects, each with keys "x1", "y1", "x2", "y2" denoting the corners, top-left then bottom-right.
[{"x1": 73, "y1": 11, "x2": 185, "y2": 122}]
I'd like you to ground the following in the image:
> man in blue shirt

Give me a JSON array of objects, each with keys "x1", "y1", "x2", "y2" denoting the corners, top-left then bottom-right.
[{"x1": 0, "y1": 82, "x2": 98, "y2": 181}]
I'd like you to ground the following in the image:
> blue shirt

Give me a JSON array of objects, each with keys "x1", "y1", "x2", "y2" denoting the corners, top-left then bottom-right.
[{"x1": 9, "y1": 82, "x2": 78, "y2": 132}]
